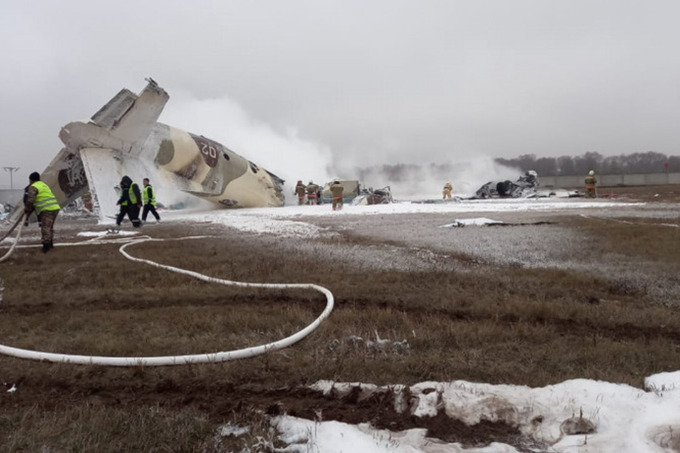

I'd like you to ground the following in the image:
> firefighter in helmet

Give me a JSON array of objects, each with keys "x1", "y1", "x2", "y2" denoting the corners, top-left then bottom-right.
[
  {"x1": 585, "y1": 170, "x2": 597, "y2": 198},
  {"x1": 330, "y1": 180, "x2": 344, "y2": 211},
  {"x1": 294, "y1": 180, "x2": 306, "y2": 205},
  {"x1": 306, "y1": 180, "x2": 320, "y2": 205}
]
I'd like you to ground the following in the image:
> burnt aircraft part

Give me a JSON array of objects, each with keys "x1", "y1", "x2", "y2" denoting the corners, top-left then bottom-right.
[
  {"x1": 357, "y1": 186, "x2": 393, "y2": 205},
  {"x1": 57, "y1": 153, "x2": 88, "y2": 198},
  {"x1": 475, "y1": 171, "x2": 539, "y2": 199},
  {"x1": 218, "y1": 199, "x2": 239, "y2": 207}
]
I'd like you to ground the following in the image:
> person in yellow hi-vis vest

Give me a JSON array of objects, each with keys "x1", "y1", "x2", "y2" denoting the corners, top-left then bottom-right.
[
  {"x1": 141, "y1": 178, "x2": 161, "y2": 223},
  {"x1": 23, "y1": 171, "x2": 60, "y2": 253},
  {"x1": 116, "y1": 175, "x2": 142, "y2": 228}
]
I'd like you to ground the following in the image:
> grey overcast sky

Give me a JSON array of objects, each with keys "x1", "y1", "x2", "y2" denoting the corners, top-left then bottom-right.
[{"x1": 1, "y1": 0, "x2": 679, "y2": 187}]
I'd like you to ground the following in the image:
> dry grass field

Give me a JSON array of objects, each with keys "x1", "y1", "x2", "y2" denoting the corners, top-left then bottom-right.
[{"x1": 1, "y1": 185, "x2": 680, "y2": 451}]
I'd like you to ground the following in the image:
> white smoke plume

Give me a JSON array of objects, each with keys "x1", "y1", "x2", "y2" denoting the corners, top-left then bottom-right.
[
  {"x1": 159, "y1": 91, "x2": 334, "y2": 205},
  {"x1": 157, "y1": 91, "x2": 527, "y2": 203},
  {"x1": 353, "y1": 158, "x2": 524, "y2": 200}
]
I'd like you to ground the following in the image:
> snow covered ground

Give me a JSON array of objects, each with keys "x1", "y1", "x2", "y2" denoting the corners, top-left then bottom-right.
[
  {"x1": 164, "y1": 197, "x2": 643, "y2": 239},
  {"x1": 103, "y1": 197, "x2": 680, "y2": 452}
]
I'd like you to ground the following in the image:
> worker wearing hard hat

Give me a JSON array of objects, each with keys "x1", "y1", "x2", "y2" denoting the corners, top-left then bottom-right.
[
  {"x1": 330, "y1": 180, "x2": 344, "y2": 211},
  {"x1": 585, "y1": 170, "x2": 597, "y2": 198}
]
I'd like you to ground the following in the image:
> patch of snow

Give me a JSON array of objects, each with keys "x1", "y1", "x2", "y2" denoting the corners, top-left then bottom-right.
[
  {"x1": 274, "y1": 378, "x2": 680, "y2": 452},
  {"x1": 77, "y1": 230, "x2": 139, "y2": 237},
  {"x1": 645, "y1": 371, "x2": 680, "y2": 393},
  {"x1": 441, "y1": 218, "x2": 504, "y2": 227},
  {"x1": 218, "y1": 422, "x2": 249, "y2": 437}
]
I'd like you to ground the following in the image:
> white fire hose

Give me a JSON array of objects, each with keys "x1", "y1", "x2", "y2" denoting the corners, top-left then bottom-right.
[
  {"x1": 0, "y1": 213, "x2": 25, "y2": 263},
  {"x1": 0, "y1": 230, "x2": 334, "y2": 366}
]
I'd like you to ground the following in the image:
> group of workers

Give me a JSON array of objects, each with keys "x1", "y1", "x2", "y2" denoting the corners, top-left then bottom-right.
[
  {"x1": 295, "y1": 180, "x2": 345, "y2": 210},
  {"x1": 18, "y1": 168, "x2": 601, "y2": 254},
  {"x1": 22, "y1": 172, "x2": 161, "y2": 253},
  {"x1": 295, "y1": 180, "x2": 321, "y2": 205},
  {"x1": 114, "y1": 176, "x2": 161, "y2": 229}
]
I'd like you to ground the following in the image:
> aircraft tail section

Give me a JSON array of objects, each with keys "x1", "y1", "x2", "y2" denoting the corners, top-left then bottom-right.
[
  {"x1": 89, "y1": 78, "x2": 168, "y2": 146},
  {"x1": 91, "y1": 88, "x2": 137, "y2": 130},
  {"x1": 80, "y1": 148, "x2": 157, "y2": 222}
]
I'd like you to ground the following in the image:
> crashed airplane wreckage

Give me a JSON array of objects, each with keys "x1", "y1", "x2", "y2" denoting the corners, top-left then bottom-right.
[
  {"x1": 319, "y1": 180, "x2": 393, "y2": 205},
  {"x1": 474, "y1": 170, "x2": 539, "y2": 199},
  {"x1": 26, "y1": 78, "x2": 284, "y2": 221}
]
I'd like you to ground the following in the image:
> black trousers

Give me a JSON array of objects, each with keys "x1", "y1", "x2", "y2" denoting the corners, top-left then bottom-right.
[
  {"x1": 116, "y1": 205, "x2": 142, "y2": 227},
  {"x1": 142, "y1": 204, "x2": 160, "y2": 221}
]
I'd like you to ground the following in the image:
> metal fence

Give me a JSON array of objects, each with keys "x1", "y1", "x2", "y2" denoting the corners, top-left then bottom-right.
[{"x1": 539, "y1": 173, "x2": 680, "y2": 188}]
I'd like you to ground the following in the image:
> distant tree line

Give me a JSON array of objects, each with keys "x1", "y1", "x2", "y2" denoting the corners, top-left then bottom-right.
[
  {"x1": 354, "y1": 152, "x2": 680, "y2": 185},
  {"x1": 496, "y1": 151, "x2": 680, "y2": 176}
]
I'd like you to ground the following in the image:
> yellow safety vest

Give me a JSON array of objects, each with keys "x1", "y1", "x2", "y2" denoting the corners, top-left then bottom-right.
[
  {"x1": 31, "y1": 181, "x2": 60, "y2": 214},
  {"x1": 143, "y1": 185, "x2": 156, "y2": 206},
  {"x1": 123, "y1": 182, "x2": 139, "y2": 206}
]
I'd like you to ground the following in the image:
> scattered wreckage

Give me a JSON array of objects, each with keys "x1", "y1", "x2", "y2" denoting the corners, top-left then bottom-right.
[
  {"x1": 473, "y1": 170, "x2": 582, "y2": 199},
  {"x1": 354, "y1": 185, "x2": 393, "y2": 205},
  {"x1": 320, "y1": 180, "x2": 393, "y2": 205},
  {"x1": 474, "y1": 170, "x2": 539, "y2": 199},
  {"x1": 17, "y1": 78, "x2": 285, "y2": 222}
]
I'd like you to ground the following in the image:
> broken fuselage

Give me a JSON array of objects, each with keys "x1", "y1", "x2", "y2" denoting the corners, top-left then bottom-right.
[{"x1": 34, "y1": 79, "x2": 284, "y2": 221}]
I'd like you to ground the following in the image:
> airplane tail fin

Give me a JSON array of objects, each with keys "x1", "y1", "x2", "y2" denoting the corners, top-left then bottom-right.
[{"x1": 89, "y1": 78, "x2": 168, "y2": 145}]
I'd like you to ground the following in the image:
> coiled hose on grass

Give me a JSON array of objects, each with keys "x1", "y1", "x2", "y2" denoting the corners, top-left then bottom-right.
[
  {"x1": 0, "y1": 213, "x2": 25, "y2": 263},
  {"x1": 0, "y1": 229, "x2": 334, "y2": 366}
]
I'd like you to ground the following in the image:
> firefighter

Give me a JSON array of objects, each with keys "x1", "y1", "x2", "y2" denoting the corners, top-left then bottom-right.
[
  {"x1": 585, "y1": 170, "x2": 597, "y2": 198},
  {"x1": 295, "y1": 180, "x2": 306, "y2": 205},
  {"x1": 306, "y1": 180, "x2": 320, "y2": 205},
  {"x1": 141, "y1": 178, "x2": 161, "y2": 223},
  {"x1": 23, "y1": 172, "x2": 60, "y2": 253},
  {"x1": 443, "y1": 182, "x2": 453, "y2": 199},
  {"x1": 116, "y1": 175, "x2": 142, "y2": 228},
  {"x1": 330, "y1": 180, "x2": 344, "y2": 211}
]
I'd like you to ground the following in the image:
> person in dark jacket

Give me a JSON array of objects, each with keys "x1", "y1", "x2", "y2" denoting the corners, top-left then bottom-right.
[
  {"x1": 23, "y1": 183, "x2": 41, "y2": 227},
  {"x1": 141, "y1": 178, "x2": 161, "y2": 223},
  {"x1": 116, "y1": 175, "x2": 142, "y2": 228}
]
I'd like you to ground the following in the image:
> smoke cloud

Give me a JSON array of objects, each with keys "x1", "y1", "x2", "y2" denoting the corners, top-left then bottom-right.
[
  {"x1": 159, "y1": 91, "x2": 529, "y2": 202},
  {"x1": 156, "y1": 92, "x2": 335, "y2": 205}
]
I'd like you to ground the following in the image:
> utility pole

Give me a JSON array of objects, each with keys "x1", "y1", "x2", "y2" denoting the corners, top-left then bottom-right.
[{"x1": 3, "y1": 167, "x2": 19, "y2": 189}]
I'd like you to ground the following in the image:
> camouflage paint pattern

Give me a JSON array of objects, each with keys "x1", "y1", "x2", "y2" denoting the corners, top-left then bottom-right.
[
  {"x1": 16, "y1": 79, "x2": 284, "y2": 220},
  {"x1": 155, "y1": 126, "x2": 283, "y2": 208}
]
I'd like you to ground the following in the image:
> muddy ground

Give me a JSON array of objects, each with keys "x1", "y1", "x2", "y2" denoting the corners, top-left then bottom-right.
[{"x1": 1, "y1": 185, "x2": 680, "y2": 451}]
